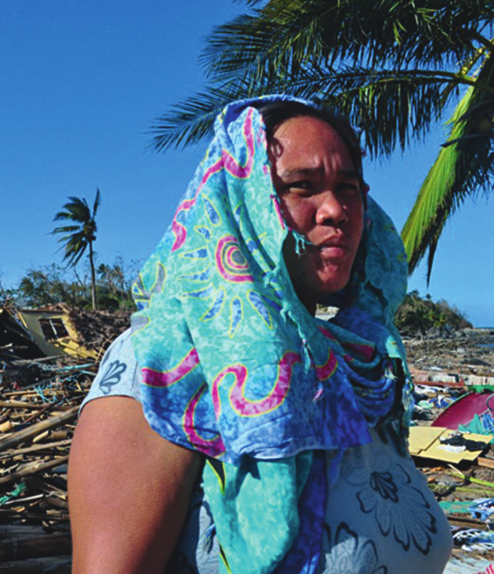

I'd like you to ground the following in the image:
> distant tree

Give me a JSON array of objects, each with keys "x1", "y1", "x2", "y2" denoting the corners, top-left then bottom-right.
[
  {"x1": 13, "y1": 258, "x2": 138, "y2": 312},
  {"x1": 15, "y1": 264, "x2": 90, "y2": 308},
  {"x1": 395, "y1": 290, "x2": 472, "y2": 335},
  {"x1": 97, "y1": 257, "x2": 137, "y2": 311},
  {"x1": 97, "y1": 261, "x2": 126, "y2": 297},
  {"x1": 52, "y1": 189, "x2": 101, "y2": 309},
  {"x1": 0, "y1": 277, "x2": 16, "y2": 309}
]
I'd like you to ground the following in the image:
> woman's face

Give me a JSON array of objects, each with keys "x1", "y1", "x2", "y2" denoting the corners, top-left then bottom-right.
[{"x1": 269, "y1": 115, "x2": 364, "y2": 314}]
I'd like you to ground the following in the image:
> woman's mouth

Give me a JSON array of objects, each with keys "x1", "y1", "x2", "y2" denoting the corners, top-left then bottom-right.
[
  {"x1": 319, "y1": 245, "x2": 349, "y2": 257},
  {"x1": 315, "y1": 238, "x2": 350, "y2": 258}
]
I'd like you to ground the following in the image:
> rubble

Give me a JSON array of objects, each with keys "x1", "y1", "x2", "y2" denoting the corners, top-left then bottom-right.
[
  {"x1": 0, "y1": 305, "x2": 131, "y2": 571},
  {"x1": 404, "y1": 328, "x2": 494, "y2": 379},
  {"x1": 1, "y1": 304, "x2": 131, "y2": 362},
  {"x1": 0, "y1": 352, "x2": 95, "y2": 572},
  {"x1": 405, "y1": 328, "x2": 494, "y2": 570},
  {"x1": 67, "y1": 307, "x2": 131, "y2": 351}
]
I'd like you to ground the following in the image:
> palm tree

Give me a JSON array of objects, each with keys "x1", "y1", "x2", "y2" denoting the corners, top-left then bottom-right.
[
  {"x1": 148, "y1": 0, "x2": 494, "y2": 280},
  {"x1": 52, "y1": 189, "x2": 101, "y2": 309}
]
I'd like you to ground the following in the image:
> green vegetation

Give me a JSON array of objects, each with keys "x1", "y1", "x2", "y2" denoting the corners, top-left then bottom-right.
[
  {"x1": 52, "y1": 189, "x2": 101, "y2": 309},
  {"x1": 5, "y1": 259, "x2": 137, "y2": 312},
  {"x1": 150, "y1": 0, "x2": 494, "y2": 282},
  {"x1": 395, "y1": 290, "x2": 472, "y2": 336},
  {"x1": 0, "y1": 280, "x2": 16, "y2": 309}
]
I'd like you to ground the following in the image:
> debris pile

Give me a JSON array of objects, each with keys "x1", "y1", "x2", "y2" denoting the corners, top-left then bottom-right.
[
  {"x1": 1, "y1": 303, "x2": 131, "y2": 362},
  {"x1": 404, "y1": 328, "x2": 494, "y2": 378},
  {"x1": 67, "y1": 307, "x2": 131, "y2": 351},
  {"x1": 0, "y1": 356, "x2": 95, "y2": 573},
  {"x1": 405, "y1": 328, "x2": 494, "y2": 571}
]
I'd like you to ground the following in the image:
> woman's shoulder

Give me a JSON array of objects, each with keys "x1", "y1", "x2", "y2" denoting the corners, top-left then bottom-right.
[{"x1": 81, "y1": 328, "x2": 141, "y2": 410}]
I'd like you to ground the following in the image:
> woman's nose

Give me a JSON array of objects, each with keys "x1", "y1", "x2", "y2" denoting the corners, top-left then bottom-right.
[{"x1": 314, "y1": 191, "x2": 348, "y2": 226}]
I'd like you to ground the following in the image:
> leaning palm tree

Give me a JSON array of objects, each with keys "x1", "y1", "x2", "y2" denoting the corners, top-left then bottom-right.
[
  {"x1": 149, "y1": 0, "x2": 494, "y2": 280},
  {"x1": 52, "y1": 189, "x2": 101, "y2": 309}
]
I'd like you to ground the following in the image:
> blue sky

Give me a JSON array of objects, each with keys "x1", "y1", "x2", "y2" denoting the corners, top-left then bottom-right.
[{"x1": 1, "y1": 0, "x2": 493, "y2": 326}]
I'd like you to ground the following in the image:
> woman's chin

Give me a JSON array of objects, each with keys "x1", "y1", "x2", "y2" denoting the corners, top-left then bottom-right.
[
  {"x1": 293, "y1": 271, "x2": 352, "y2": 313},
  {"x1": 311, "y1": 264, "x2": 352, "y2": 298}
]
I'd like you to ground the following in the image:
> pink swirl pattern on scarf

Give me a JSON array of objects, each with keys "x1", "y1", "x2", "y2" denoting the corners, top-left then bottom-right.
[
  {"x1": 142, "y1": 348, "x2": 199, "y2": 387},
  {"x1": 212, "y1": 352, "x2": 301, "y2": 418},
  {"x1": 183, "y1": 383, "x2": 226, "y2": 456},
  {"x1": 315, "y1": 349, "x2": 338, "y2": 381},
  {"x1": 216, "y1": 235, "x2": 253, "y2": 282}
]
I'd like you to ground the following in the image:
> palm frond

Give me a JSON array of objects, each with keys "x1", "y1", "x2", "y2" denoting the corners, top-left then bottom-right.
[
  {"x1": 54, "y1": 197, "x2": 91, "y2": 223},
  {"x1": 232, "y1": 0, "x2": 265, "y2": 6},
  {"x1": 64, "y1": 243, "x2": 88, "y2": 268},
  {"x1": 92, "y1": 188, "x2": 101, "y2": 216},
  {"x1": 291, "y1": 66, "x2": 472, "y2": 155},
  {"x1": 439, "y1": 43, "x2": 491, "y2": 105},
  {"x1": 65, "y1": 196, "x2": 90, "y2": 211},
  {"x1": 149, "y1": 65, "x2": 465, "y2": 155},
  {"x1": 54, "y1": 229, "x2": 87, "y2": 266},
  {"x1": 53, "y1": 211, "x2": 74, "y2": 222},
  {"x1": 402, "y1": 51, "x2": 494, "y2": 279},
  {"x1": 52, "y1": 225, "x2": 81, "y2": 235},
  {"x1": 202, "y1": 0, "x2": 492, "y2": 87},
  {"x1": 152, "y1": 0, "x2": 494, "y2": 156},
  {"x1": 148, "y1": 85, "x2": 251, "y2": 152}
]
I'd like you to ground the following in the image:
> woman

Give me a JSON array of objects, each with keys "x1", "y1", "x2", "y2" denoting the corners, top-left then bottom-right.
[{"x1": 68, "y1": 95, "x2": 452, "y2": 574}]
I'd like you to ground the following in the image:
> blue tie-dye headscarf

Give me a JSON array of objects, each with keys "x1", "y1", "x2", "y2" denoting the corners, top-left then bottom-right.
[{"x1": 131, "y1": 95, "x2": 413, "y2": 574}]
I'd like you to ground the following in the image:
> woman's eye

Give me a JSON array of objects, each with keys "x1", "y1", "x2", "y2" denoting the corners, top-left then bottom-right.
[
  {"x1": 338, "y1": 181, "x2": 360, "y2": 194},
  {"x1": 287, "y1": 181, "x2": 313, "y2": 193}
]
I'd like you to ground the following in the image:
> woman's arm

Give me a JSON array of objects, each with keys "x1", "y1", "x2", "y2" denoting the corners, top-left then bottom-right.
[{"x1": 68, "y1": 396, "x2": 203, "y2": 574}]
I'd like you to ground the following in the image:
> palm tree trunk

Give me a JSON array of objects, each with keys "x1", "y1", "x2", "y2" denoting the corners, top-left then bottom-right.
[{"x1": 89, "y1": 241, "x2": 97, "y2": 310}]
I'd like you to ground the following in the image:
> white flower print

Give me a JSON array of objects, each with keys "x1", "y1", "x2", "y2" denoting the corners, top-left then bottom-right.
[
  {"x1": 318, "y1": 522, "x2": 388, "y2": 574},
  {"x1": 342, "y1": 448, "x2": 437, "y2": 555}
]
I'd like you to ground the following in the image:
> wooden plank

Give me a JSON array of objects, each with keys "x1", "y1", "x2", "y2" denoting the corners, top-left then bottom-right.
[
  {"x1": 0, "y1": 533, "x2": 71, "y2": 561},
  {"x1": 0, "y1": 408, "x2": 77, "y2": 453},
  {"x1": 0, "y1": 402, "x2": 47, "y2": 410},
  {"x1": 478, "y1": 457, "x2": 494, "y2": 469},
  {"x1": 0, "y1": 439, "x2": 72, "y2": 459},
  {"x1": 22, "y1": 401, "x2": 62, "y2": 426},
  {"x1": 0, "y1": 456, "x2": 69, "y2": 487},
  {"x1": 448, "y1": 465, "x2": 494, "y2": 489}
]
